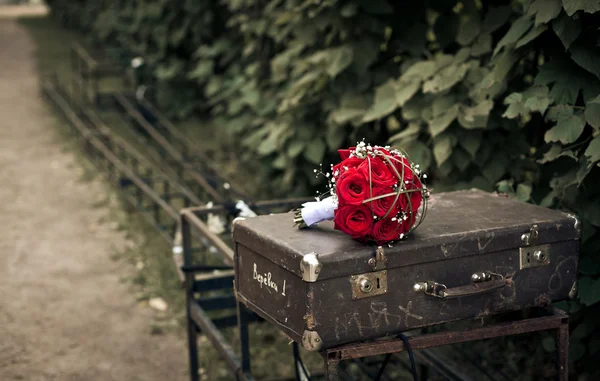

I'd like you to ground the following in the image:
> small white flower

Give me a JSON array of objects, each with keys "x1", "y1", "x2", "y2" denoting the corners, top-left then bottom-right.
[{"x1": 423, "y1": 174, "x2": 428, "y2": 179}]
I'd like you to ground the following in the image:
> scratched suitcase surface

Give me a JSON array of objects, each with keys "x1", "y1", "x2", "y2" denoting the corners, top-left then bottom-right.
[{"x1": 232, "y1": 189, "x2": 580, "y2": 351}]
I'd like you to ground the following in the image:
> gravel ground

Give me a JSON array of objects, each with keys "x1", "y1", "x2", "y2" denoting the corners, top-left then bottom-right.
[{"x1": 0, "y1": 18, "x2": 188, "y2": 381}]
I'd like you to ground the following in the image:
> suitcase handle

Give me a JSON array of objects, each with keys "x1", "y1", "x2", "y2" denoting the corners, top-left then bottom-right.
[{"x1": 413, "y1": 272, "x2": 508, "y2": 299}]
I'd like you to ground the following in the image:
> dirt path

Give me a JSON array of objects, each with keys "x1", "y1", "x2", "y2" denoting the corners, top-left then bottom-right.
[{"x1": 0, "y1": 19, "x2": 187, "y2": 381}]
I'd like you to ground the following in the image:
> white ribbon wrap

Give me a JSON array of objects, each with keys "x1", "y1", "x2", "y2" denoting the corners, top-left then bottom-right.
[{"x1": 300, "y1": 196, "x2": 337, "y2": 227}]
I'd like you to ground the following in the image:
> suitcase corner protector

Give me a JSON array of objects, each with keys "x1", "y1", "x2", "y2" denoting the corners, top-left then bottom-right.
[
  {"x1": 300, "y1": 252, "x2": 322, "y2": 282},
  {"x1": 301, "y1": 329, "x2": 323, "y2": 351}
]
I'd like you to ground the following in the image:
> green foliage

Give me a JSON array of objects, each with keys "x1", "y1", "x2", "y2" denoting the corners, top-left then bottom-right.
[{"x1": 48, "y1": 0, "x2": 600, "y2": 377}]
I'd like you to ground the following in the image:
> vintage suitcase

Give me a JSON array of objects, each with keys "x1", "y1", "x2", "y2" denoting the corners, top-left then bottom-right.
[{"x1": 232, "y1": 189, "x2": 580, "y2": 351}]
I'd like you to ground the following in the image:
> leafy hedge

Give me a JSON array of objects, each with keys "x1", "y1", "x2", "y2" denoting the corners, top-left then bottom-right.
[{"x1": 49, "y1": 0, "x2": 600, "y2": 377}]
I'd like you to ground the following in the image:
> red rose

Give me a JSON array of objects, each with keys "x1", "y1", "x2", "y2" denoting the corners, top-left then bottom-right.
[
  {"x1": 333, "y1": 157, "x2": 363, "y2": 178},
  {"x1": 358, "y1": 157, "x2": 397, "y2": 187},
  {"x1": 367, "y1": 186, "x2": 405, "y2": 218},
  {"x1": 337, "y1": 148, "x2": 354, "y2": 160},
  {"x1": 336, "y1": 168, "x2": 369, "y2": 205},
  {"x1": 386, "y1": 155, "x2": 413, "y2": 181},
  {"x1": 371, "y1": 217, "x2": 407, "y2": 244},
  {"x1": 334, "y1": 204, "x2": 373, "y2": 238}
]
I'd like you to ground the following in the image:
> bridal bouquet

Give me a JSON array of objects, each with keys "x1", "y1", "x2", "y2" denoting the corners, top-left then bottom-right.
[{"x1": 294, "y1": 142, "x2": 429, "y2": 244}]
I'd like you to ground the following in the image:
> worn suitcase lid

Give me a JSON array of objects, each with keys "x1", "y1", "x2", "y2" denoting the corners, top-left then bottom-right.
[{"x1": 232, "y1": 189, "x2": 580, "y2": 281}]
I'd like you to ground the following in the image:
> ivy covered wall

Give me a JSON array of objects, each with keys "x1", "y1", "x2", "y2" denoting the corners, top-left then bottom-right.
[{"x1": 49, "y1": 0, "x2": 600, "y2": 378}]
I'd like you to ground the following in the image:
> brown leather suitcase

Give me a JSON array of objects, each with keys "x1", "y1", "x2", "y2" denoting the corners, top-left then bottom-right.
[{"x1": 232, "y1": 189, "x2": 580, "y2": 351}]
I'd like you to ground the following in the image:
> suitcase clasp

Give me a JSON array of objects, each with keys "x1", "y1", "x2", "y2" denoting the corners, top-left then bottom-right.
[
  {"x1": 368, "y1": 246, "x2": 388, "y2": 271},
  {"x1": 521, "y1": 224, "x2": 539, "y2": 246}
]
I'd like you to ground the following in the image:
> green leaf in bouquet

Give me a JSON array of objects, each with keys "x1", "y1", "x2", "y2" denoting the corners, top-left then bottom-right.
[{"x1": 552, "y1": 13, "x2": 581, "y2": 50}]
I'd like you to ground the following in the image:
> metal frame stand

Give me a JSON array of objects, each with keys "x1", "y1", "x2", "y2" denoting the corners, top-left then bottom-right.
[{"x1": 322, "y1": 307, "x2": 569, "y2": 381}]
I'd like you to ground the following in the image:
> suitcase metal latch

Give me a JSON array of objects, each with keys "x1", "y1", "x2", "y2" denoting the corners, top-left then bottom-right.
[{"x1": 351, "y1": 270, "x2": 388, "y2": 300}]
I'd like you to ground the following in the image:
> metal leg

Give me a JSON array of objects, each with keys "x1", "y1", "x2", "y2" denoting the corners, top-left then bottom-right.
[
  {"x1": 324, "y1": 354, "x2": 340, "y2": 381},
  {"x1": 293, "y1": 342, "x2": 301, "y2": 381},
  {"x1": 556, "y1": 317, "x2": 569, "y2": 381},
  {"x1": 237, "y1": 301, "x2": 252, "y2": 379},
  {"x1": 183, "y1": 218, "x2": 200, "y2": 381}
]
